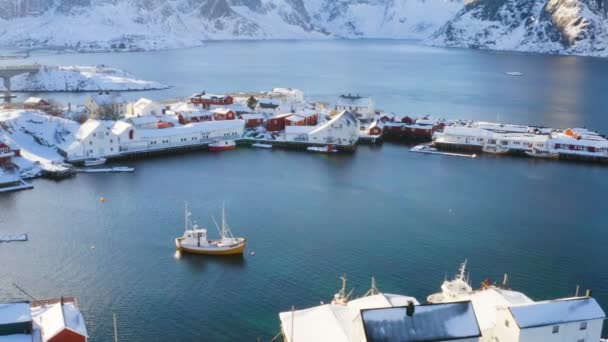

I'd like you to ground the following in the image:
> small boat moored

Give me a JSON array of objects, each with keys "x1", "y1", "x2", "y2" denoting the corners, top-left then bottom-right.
[
  {"x1": 251, "y1": 143, "x2": 273, "y2": 149},
  {"x1": 525, "y1": 149, "x2": 559, "y2": 159},
  {"x1": 209, "y1": 140, "x2": 236, "y2": 151},
  {"x1": 175, "y1": 204, "x2": 246, "y2": 256},
  {"x1": 307, "y1": 145, "x2": 338, "y2": 153},
  {"x1": 83, "y1": 157, "x2": 107, "y2": 166},
  {"x1": 482, "y1": 144, "x2": 510, "y2": 155}
]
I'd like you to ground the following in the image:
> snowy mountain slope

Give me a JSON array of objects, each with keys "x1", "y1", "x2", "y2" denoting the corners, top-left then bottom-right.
[
  {"x1": 0, "y1": 0, "x2": 464, "y2": 51},
  {"x1": 428, "y1": 0, "x2": 608, "y2": 57}
]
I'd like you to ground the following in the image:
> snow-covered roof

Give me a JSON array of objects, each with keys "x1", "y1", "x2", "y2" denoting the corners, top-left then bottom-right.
[
  {"x1": 239, "y1": 114, "x2": 264, "y2": 120},
  {"x1": 468, "y1": 288, "x2": 533, "y2": 332},
  {"x1": 137, "y1": 120, "x2": 244, "y2": 139},
  {"x1": 285, "y1": 115, "x2": 305, "y2": 122},
  {"x1": 509, "y1": 297, "x2": 606, "y2": 329},
  {"x1": 443, "y1": 126, "x2": 496, "y2": 138},
  {"x1": 280, "y1": 293, "x2": 419, "y2": 342},
  {"x1": 127, "y1": 116, "x2": 159, "y2": 126},
  {"x1": 0, "y1": 303, "x2": 31, "y2": 325},
  {"x1": 90, "y1": 93, "x2": 126, "y2": 106},
  {"x1": 133, "y1": 98, "x2": 153, "y2": 108},
  {"x1": 474, "y1": 122, "x2": 529, "y2": 133},
  {"x1": 24, "y1": 97, "x2": 46, "y2": 105},
  {"x1": 225, "y1": 104, "x2": 252, "y2": 113},
  {"x1": 112, "y1": 121, "x2": 134, "y2": 136},
  {"x1": 337, "y1": 95, "x2": 372, "y2": 108},
  {"x1": 177, "y1": 108, "x2": 213, "y2": 118},
  {"x1": 272, "y1": 87, "x2": 302, "y2": 95},
  {"x1": 31, "y1": 303, "x2": 87, "y2": 341},
  {"x1": 75, "y1": 119, "x2": 103, "y2": 140},
  {"x1": 213, "y1": 108, "x2": 233, "y2": 115},
  {"x1": 362, "y1": 301, "x2": 481, "y2": 342},
  {"x1": 309, "y1": 110, "x2": 358, "y2": 136}
]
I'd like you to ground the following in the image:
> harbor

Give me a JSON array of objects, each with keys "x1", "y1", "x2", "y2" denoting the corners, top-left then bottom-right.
[{"x1": 2, "y1": 40, "x2": 608, "y2": 341}]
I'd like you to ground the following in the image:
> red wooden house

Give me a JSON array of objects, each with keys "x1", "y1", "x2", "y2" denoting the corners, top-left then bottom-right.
[
  {"x1": 266, "y1": 113, "x2": 292, "y2": 132},
  {"x1": 212, "y1": 108, "x2": 236, "y2": 121},
  {"x1": 368, "y1": 122, "x2": 383, "y2": 136},
  {"x1": 189, "y1": 92, "x2": 233, "y2": 109},
  {"x1": 176, "y1": 109, "x2": 213, "y2": 125},
  {"x1": 239, "y1": 114, "x2": 264, "y2": 128},
  {"x1": 23, "y1": 97, "x2": 51, "y2": 111}
]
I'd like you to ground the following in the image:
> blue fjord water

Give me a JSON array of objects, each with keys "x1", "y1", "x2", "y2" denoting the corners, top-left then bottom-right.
[{"x1": 1, "y1": 40, "x2": 608, "y2": 341}]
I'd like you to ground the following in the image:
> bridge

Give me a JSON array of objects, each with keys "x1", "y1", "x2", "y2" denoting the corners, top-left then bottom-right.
[{"x1": 0, "y1": 64, "x2": 41, "y2": 102}]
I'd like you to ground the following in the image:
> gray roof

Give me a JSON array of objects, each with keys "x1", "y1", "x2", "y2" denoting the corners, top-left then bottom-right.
[
  {"x1": 362, "y1": 301, "x2": 481, "y2": 342},
  {"x1": 509, "y1": 297, "x2": 606, "y2": 329}
]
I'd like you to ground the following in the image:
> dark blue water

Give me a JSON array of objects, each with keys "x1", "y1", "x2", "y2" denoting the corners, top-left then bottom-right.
[{"x1": 1, "y1": 40, "x2": 608, "y2": 341}]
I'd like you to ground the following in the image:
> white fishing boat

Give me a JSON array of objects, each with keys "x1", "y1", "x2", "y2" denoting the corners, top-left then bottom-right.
[
  {"x1": 251, "y1": 143, "x2": 273, "y2": 149},
  {"x1": 307, "y1": 145, "x2": 338, "y2": 153},
  {"x1": 505, "y1": 71, "x2": 524, "y2": 76},
  {"x1": 525, "y1": 149, "x2": 559, "y2": 159},
  {"x1": 175, "y1": 204, "x2": 246, "y2": 256},
  {"x1": 209, "y1": 140, "x2": 236, "y2": 151},
  {"x1": 410, "y1": 144, "x2": 477, "y2": 158},
  {"x1": 482, "y1": 144, "x2": 510, "y2": 155},
  {"x1": 83, "y1": 157, "x2": 106, "y2": 166},
  {"x1": 427, "y1": 260, "x2": 473, "y2": 304}
]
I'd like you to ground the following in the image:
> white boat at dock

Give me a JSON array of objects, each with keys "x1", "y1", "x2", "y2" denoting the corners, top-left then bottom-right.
[
  {"x1": 505, "y1": 71, "x2": 524, "y2": 76},
  {"x1": 525, "y1": 148, "x2": 559, "y2": 159},
  {"x1": 251, "y1": 143, "x2": 273, "y2": 149},
  {"x1": 83, "y1": 157, "x2": 106, "y2": 166},
  {"x1": 307, "y1": 145, "x2": 338, "y2": 153},
  {"x1": 482, "y1": 144, "x2": 510, "y2": 155},
  {"x1": 410, "y1": 144, "x2": 477, "y2": 158},
  {"x1": 175, "y1": 204, "x2": 246, "y2": 256},
  {"x1": 209, "y1": 140, "x2": 236, "y2": 151}
]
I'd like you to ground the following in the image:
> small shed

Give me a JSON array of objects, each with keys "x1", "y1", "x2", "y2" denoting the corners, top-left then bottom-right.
[
  {"x1": 31, "y1": 302, "x2": 87, "y2": 342},
  {"x1": 212, "y1": 108, "x2": 236, "y2": 121},
  {"x1": 0, "y1": 303, "x2": 32, "y2": 336}
]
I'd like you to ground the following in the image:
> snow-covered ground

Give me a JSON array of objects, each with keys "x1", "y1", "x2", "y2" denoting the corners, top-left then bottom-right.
[
  {"x1": 0, "y1": 65, "x2": 169, "y2": 92},
  {"x1": 0, "y1": 110, "x2": 79, "y2": 177}
]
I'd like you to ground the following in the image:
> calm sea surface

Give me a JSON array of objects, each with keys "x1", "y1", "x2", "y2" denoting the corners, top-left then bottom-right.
[{"x1": 1, "y1": 40, "x2": 608, "y2": 341}]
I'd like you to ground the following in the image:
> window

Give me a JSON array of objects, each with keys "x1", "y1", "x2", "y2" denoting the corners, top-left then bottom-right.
[
  {"x1": 89, "y1": 141, "x2": 93, "y2": 145},
  {"x1": 504, "y1": 320, "x2": 509, "y2": 327},
  {"x1": 93, "y1": 133, "x2": 96, "y2": 137},
  {"x1": 552, "y1": 325, "x2": 559, "y2": 334},
  {"x1": 580, "y1": 322, "x2": 587, "y2": 330}
]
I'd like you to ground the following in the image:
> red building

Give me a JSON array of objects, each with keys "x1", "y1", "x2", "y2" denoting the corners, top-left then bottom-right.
[
  {"x1": 368, "y1": 122, "x2": 383, "y2": 136},
  {"x1": 177, "y1": 109, "x2": 213, "y2": 125},
  {"x1": 0, "y1": 142, "x2": 16, "y2": 168},
  {"x1": 285, "y1": 113, "x2": 319, "y2": 127},
  {"x1": 189, "y1": 92, "x2": 234, "y2": 109},
  {"x1": 31, "y1": 297, "x2": 88, "y2": 342},
  {"x1": 239, "y1": 114, "x2": 264, "y2": 128},
  {"x1": 266, "y1": 113, "x2": 292, "y2": 132},
  {"x1": 24, "y1": 97, "x2": 51, "y2": 111},
  {"x1": 400, "y1": 116, "x2": 414, "y2": 124},
  {"x1": 212, "y1": 108, "x2": 236, "y2": 121}
]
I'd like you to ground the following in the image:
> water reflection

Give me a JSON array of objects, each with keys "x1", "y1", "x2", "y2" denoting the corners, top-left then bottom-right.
[{"x1": 174, "y1": 250, "x2": 247, "y2": 270}]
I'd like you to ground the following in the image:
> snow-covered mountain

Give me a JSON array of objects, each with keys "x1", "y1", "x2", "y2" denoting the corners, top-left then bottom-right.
[
  {"x1": 428, "y1": 0, "x2": 608, "y2": 57},
  {"x1": 0, "y1": 0, "x2": 463, "y2": 51}
]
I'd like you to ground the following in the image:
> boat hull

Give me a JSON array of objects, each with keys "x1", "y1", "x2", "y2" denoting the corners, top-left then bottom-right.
[
  {"x1": 175, "y1": 237, "x2": 246, "y2": 255},
  {"x1": 84, "y1": 158, "x2": 107, "y2": 166},
  {"x1": 482, "y1": 146, "x2": 510, "y2": 155},
  {"x1": 525, "y1": 151, "x2": 559, "y2": 159}
]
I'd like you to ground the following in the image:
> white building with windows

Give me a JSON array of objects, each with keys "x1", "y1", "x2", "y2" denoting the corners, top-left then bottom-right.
[
  {"x1": 336, "y1": 95, "x2": 374, "y2": 121},
  {"x1": 494, "y1": 297, "x2": 605, "y2": 342},
  {"x1": 84, "y1": 92, "x2": 127, "y2": 120},
  {"x1": 127, "y1": 98, "x2": 165, "y2": 118},
  {"x1": 283, "y1": 111, "x2": 359, "y2": 147},
  {"x1": 62, "y1": 119, "x2": 120, "y2": 159}
]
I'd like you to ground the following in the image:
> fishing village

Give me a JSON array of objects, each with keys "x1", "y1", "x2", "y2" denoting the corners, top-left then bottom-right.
[
  {"x1": 1, "y1": 85, "x2": 608, "y2": 194},
  {"x1": 1, "y1": 83, "x2": 608, "y2": 341}
]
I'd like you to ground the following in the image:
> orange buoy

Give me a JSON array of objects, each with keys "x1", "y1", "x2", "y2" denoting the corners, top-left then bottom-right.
[{"x1": 100, "y1": 197, "x2": 106, "y2": 203}]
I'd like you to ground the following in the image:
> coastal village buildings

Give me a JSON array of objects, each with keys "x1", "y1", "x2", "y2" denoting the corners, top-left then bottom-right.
[
  {"x1": 127, "y1": 98, "x2": 164, "y2": 118},
  {"x1": 62, "y1": 119, "x2": 120, "y2": 159},
  {"x1": 23, "y1": 97, "x2": 51, "y2": 111},
  {"x1": 212, "y1": 108, "x2": 236, "y2": 121},
  {"x1": 336, "y1": 95, "x2": 374, "y2": 122},
  {"x1": 239, "y1": 113, "x2": 264, "y2": 128},
  {"x1": 84, "y1": 92, "x2": 127, "y2": 120},
  {"x1": 0, "y1": 298, "x2": 87, "y2": 342},
  {"x1": 188, "y1": 92, "x2": 233, "y2": 109},
  {"x1": 284, "y1": 111, "x2": 359, "y2": 146}
]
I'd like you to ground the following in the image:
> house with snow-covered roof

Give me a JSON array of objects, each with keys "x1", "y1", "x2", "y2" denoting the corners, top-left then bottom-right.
[
  {"x1": 493, "y1": 296, "x2": 605, "y2": 342},
  {"x1": 271, "y1": 88, "x2": 304, "y2": 103},
  {"x1": 336, "y1": 94, "x2": 374, "y2": 122},
  {"x1": 127, "y1": 98, "x2": 164, "y2": 118},
  {"x1": 85, "y1": 92, "x2": 127, "y2": 120},
  {"x1": 23, "y1": 97, "x2": 51, "y2": 112},
  {"x1": 60, "y1": 119, "x2": 120, "y2": 160},
  {"x1": 359, "y1": 301, "x2": 482, "y2": 342}
]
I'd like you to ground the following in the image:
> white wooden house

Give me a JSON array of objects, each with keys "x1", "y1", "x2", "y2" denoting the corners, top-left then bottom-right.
[
  {"x1": 127, "y1": 98, "x2": 164, "y2": 118},
  {"x1": 85, "y1": 92, "x2": 127, "y2": 120},
  {"x1": 336, "y1": 94, "x2": 374, "y2": 121},
  {"x1": 62, "y1": 119, "x2": 120, "y2": 160}
]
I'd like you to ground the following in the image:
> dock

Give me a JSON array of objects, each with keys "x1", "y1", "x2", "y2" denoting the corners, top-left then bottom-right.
[
  {"x1": 0, "y1": 233, "x2": 28, "y2": 242},
  {"x1": 76, "y1": 167, "x2": 134, "y2": 173}
]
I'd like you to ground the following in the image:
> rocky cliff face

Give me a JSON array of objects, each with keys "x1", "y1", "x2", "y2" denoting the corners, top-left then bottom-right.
[{"x1": 429, "y1": 0, "x2": 608, "y2": 57}]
